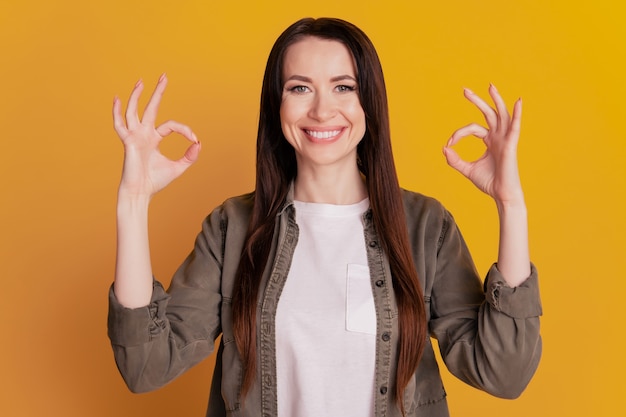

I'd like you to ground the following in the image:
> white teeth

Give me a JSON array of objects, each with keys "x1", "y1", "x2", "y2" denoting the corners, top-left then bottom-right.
[{"x1": 305, "y1": 129, "x2": 341, "y2": 139}]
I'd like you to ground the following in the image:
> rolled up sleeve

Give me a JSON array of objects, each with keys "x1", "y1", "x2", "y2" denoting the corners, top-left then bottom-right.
[
  {"x1": 107, "y1": 281, "x2": 170, "y2": 347},
  {"x1": 107, "y1": 207, "x2": 225, "y2": 393},
  {"x1": 429, "y1": 211, "x2": 542, "y2": 399},
  {"x1": 484, "y1": 263, "x2": 542, "y2": 319}
]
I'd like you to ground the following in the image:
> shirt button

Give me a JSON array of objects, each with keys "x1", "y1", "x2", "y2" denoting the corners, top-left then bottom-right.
[
  {"x1": 369, "y1": 241, "x2": 378, "y2": 248},
  {"x1": 382, "y1": 332, "x2": 391, "y2": 342},
  {"x1": 380, "y1": 386, "x2": 388, "y2": 395},
  {"x1": 375, "y1": 280, "x2": 384, "y2": 287}
]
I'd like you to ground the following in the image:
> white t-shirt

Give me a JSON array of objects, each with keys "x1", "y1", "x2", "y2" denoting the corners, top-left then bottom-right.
[{"x1": 276, "y1": 198, "x2": 376, "y2": 417}]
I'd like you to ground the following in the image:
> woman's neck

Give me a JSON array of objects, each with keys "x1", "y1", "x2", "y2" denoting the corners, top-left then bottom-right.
[{"x1": 293, "y1": 163, "x2": 367, "y2": 205}]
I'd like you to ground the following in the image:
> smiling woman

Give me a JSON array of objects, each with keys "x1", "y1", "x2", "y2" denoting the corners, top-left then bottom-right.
[
  {"x1": 107, "y1": 17, "x2": 542, "y2": 417},
  {"x1": 280, "y1": 37, "x2": 367, "y2": 202}
]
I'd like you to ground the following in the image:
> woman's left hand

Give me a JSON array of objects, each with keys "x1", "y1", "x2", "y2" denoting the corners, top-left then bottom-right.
[{"x1": 443, "y1": 85, "x2": 524, "y2": 205}]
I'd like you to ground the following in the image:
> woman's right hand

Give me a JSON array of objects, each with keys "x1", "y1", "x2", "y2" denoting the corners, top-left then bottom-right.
[{"x1": 113, "y1": 74, "x2": 201, "y2": 199}]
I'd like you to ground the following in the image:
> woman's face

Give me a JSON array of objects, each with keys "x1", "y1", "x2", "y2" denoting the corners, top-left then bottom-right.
[{"x1": 280, "y1": 36, "x2": 366, "y2": 172}]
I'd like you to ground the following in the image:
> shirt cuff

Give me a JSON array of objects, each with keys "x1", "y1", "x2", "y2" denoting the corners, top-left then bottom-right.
[
  {"x1": 107, "y1": 280, "x2": 171, "y2": 346},
  {"x1": 484, "y1": 263, "x2": 542, "y2": 319}
]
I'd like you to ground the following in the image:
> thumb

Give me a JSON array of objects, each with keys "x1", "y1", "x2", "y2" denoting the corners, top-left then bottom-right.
[
  {"x1": 172, "y1": 141, "x2": 201, "y2": 177},
  {"x1": 443, "y1": 146, "x2": 471, "y2": 178}
]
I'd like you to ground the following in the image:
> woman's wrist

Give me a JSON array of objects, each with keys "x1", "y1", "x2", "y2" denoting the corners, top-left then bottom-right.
[{"x1": 495, "y1": 194, "x2": 527, "y2": 215}]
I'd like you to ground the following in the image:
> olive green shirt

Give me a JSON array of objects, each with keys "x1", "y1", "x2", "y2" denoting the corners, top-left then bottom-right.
[{"x1": 108, "y1": 189, "x2": 542, "y2": 416}]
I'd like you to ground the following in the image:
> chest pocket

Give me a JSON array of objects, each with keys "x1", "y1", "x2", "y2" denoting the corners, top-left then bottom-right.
[{"x1": 346, "y1": 263, "x2": 376, "y2": 335}]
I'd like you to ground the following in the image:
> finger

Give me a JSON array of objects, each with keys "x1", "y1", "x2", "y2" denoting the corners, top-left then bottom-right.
[
  {"x1": 442, "y1": 146, "x2": 472, "y2": 178},
  {"x1": 182, "y1": 140, "x2": 202, "y2": 164},
  {"x1": 509, "y1": 98, "x2": 522, "y2": 144},
  {"x1": 171, "y1": 141, "x2": 202, "y2": 178},
  {"x1": 446, "y1": 123, "x2": 489, "y2": 147},
  {"x1": 464, "y1": 88, "x2": 497, "y2": 128},
  {"x1": 112, "y1": 96, "x2": 128, "y2": 139},
  {"x1": 155, "y1": 120, "x2": 199, "y2": 144},
  {"x1": 125, "y1": 79, "x2": 144, "y2": 129},
  {"x1": 488, "y1": 84, "x2": 511, "y2": 131},
  {"x1": 142, "y1": 73, "x2": 168, "y2": 126}
]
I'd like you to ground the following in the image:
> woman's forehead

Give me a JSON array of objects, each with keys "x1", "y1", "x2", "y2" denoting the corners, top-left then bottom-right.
[{"x1": 282, "y1": 37, "x2": 357, "y2": 78}]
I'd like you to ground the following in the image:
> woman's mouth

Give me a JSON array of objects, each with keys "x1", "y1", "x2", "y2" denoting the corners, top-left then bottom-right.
[{"x1": 304, "y1": 128, "x2": 344, "y2": 141}]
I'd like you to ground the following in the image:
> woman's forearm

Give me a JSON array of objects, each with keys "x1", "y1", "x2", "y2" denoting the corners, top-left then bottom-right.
[
  {"x1": 495, "y1": 199, "x2": 531, "y2": 287},
  {"x1": 113, "y1": 192, "x2": 154, "y2": 308}
]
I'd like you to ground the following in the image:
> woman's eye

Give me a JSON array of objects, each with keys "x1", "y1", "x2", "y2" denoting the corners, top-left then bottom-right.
[
  {"x1": 336, "y1": 84, "x2": 357, "y2": 92},
  {"x1": 288, "y1": 85, "x2": 309, "y2": 93}
]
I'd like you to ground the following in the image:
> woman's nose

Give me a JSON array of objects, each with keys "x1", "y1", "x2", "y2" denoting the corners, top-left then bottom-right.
[{"x1": 308, "y1": 92, "x2": 337, "y2": 121}]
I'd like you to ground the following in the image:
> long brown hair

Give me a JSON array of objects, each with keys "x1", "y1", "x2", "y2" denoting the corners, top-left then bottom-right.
[{"x1": 232, "y1": 17, "x2": 427, "y2": 414}]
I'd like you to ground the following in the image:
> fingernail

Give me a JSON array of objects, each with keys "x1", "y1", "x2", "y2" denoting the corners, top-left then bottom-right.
[
  {"x1": 159, "y1": 73, "x2": 167, "y2": 82},
  {"x1": 464, "y1": 87, "x2": 474, "y2": 95},
  {"x1": 135, "y1": 79, "x2": 143, "y2": 87},
  {"x1": 489, "y1": 83, "x2": 498, "y2": 91}
]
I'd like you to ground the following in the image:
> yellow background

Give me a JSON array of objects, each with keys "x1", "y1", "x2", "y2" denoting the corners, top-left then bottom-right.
[{"x1": 1, "y1": 0, "x2": 624, "y2": 415}]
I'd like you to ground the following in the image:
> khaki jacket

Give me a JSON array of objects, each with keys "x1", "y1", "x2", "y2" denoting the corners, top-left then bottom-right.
[{"x1": 108, "y1": 189, "x2": 542, "y2": 417}]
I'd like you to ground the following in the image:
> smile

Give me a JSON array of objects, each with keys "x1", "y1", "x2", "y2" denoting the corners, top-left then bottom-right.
[{"x1": 304, "y1": 129, "x2": 343, "y2": 140}]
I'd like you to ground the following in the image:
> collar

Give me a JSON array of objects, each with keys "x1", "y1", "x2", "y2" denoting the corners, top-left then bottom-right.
[{"x1": 277, "y1": 182, "x2": 296, "y2": 216}]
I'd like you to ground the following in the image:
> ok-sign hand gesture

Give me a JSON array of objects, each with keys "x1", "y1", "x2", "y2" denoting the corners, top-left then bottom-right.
[
  {"x1": 443, "y1": 85, "x2": 524, "y2": 206},
  {"x1": 113, "y1": 74, "x2": 201, "y2": 199}
]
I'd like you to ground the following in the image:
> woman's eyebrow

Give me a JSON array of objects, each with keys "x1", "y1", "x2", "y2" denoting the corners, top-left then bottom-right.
[
  {"x1": 284, "y1": 75, "x2": 312, "y2": 83},
  {"x1": 330, "y1": 75, "x2": 357, "y2": 82},
  {"x1": 284, "y1": 74, "x2": 357, "y2": 83}
]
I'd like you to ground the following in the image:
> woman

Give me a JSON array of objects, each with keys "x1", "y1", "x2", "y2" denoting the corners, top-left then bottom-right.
[{"x1": 108, "y1": 17, "x2": 541, "y2": 417}]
